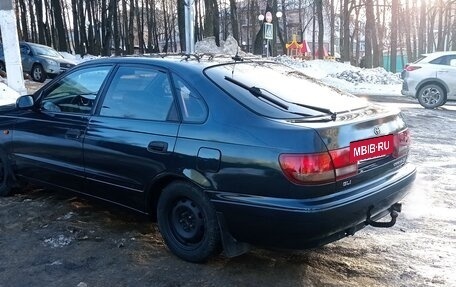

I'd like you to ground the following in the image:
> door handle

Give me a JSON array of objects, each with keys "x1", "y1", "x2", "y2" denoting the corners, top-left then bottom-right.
[
  {"x1": 66, "y1": 129, "x2": 82, "y2": 139},
  {"x1": 147, "y1": 141, "x2": 168, "y2": 153}
]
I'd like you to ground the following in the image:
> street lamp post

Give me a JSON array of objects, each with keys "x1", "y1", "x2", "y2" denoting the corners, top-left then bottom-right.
[
  {"x1": 258, "y1": 10, "x2": 282, "y2": 58},
  {"x1": 0, "y1": 0, "x2": 27, "y2": 95}
]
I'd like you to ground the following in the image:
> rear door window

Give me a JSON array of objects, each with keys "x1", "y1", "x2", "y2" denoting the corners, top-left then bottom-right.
[
  {"x1": 172, "y1": 75, "x2": 207, "y2": 123},
  {"x1": 429, "y1": 55, "x2": 456, "y2": 66},
  {"x1": 100, "y1": 66, "x2": 177, "y2": 121}
]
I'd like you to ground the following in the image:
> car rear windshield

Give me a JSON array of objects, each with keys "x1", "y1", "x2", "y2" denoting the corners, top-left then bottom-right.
[
  {"x1": 413, "y1": 55, "x2": 428, "y2": 64},
  {"x1": 204, "y1": 61, "x2": 367, "y2": 119}
]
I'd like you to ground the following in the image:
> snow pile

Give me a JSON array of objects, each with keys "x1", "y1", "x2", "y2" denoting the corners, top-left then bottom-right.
[
  {"x1": 276, "y1": 56, "x2": 352, "y2": 79},
  {"x1": 276, "y1": 55, "x2": 401, "y2": 84},
  {"x1": 276, "y1": 55, "x2": 403, "y2": 96},
  {"x1": 329, "y1": 67, "x2": 402, "y2": 85},
  {"x1": 60, "y1": 52, "x2": 100, "y2": 64},
  {"x1": 0, "y1": 82, "x2": 20, "y2": 105},
  {"x1": 195, "y1": 35, "x2": 245, "y2": 55}
]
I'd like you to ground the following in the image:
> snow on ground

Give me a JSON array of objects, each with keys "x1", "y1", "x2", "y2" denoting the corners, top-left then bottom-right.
[
  {"x1": 0, "y1": 82, "x2": 20, "y2": 105},
  {"x1": 275, "y1": 56, "x2": 403, "y2": 96},
  {"x1": 60, "y1": 52, "x2": 99, "y2": 64}
]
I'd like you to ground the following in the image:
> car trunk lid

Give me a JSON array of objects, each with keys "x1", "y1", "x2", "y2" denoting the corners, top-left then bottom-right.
[{"x1": 280, "y1": 104, "x2": 411, "y2": 190}]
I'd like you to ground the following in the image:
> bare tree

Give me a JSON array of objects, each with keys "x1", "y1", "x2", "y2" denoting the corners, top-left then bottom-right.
[
  {"x1": 230, "y1": 0, "x2": 240, "y2": 42},
  {"x1": 418, "y1": 0, "x2": 427, "y2": 54},
  {"x1": 404, "y1": 0, "x2": 413, "y2": 62},
  {"x1": 204, "y1": 0, "x2": 220, "y2": 46},
  {"x1": 364, "y1": 0, "x2": 375, "y2": 68},
  {"x1": 390, "y1": 0, "x2": 399, "y2": 73},
  {"x1": 329, "y1": 0, "x2": 335, "y2": 56},
  {"x1": 316, "y1": 0, "x2": 324, "y2": 59}
]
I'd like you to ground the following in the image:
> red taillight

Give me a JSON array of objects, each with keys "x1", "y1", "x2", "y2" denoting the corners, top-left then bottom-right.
[
  {"x1": 328, "y1": 147, "x2": 358, "y2": 181},
  {"x1": 393, "y1": 129, "x2": 411, "y2": 158},
  {"x1": 405, "y1": 65, "x2": 421, "y2": 72},
  {"x1": 279, "y1": 147, "x2": 357, "y2": 185}
]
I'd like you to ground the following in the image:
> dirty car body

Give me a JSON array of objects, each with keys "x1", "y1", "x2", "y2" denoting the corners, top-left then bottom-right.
[{"x1": 0, "y1": 57, "x2": 416, "y2": 262}]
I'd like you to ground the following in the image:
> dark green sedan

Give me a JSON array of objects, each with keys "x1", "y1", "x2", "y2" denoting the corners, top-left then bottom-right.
[{"x1": 0, "y1": 56, "x2": 416, "y2": 262}]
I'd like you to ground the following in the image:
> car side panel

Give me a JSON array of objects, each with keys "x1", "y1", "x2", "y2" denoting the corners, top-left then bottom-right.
[
  {"x1": 0, "y1": 112, "x2": 16, "y2": 155},
  {"x1": 436, "y1": 65, "x2": 456, "y2": 99},
  {"x1": 83, "y1": 117, "x2": 179, "y2": 210},
  {"x1": 12, "y1": 111, "x2": 86, "y2": 192}
]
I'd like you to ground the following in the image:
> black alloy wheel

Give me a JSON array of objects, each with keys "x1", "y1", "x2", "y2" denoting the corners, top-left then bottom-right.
[{"x1": 157, "y1": 181, "x2": 222, "y2": 263}]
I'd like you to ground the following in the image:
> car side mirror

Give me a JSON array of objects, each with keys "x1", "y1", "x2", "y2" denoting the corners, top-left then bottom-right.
[
  {"x1": 16, "y1": 95, "x2": 34, "y2": 109},
  {"x1": 450, "y1": 59, "x2": 456, "y2": 67}
]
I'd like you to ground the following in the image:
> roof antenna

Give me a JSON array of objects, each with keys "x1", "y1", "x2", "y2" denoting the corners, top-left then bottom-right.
[
  {"x1": 231, "y1": 46, "x2": 243, "y2": 77},
  {"x1": 231, "y1": 46, "x2": 243, "y2": 62}
]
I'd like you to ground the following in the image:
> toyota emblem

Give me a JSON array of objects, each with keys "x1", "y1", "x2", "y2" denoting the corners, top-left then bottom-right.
[{"x1": 374, "y1": 127, "x2": 381, "y2": 135}]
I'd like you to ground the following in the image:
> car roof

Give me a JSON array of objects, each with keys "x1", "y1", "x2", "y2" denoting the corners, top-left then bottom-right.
[
  {"x1": 422, "y1": 51, "x2": 456, "y2": 56},
  {"x1": 77, "y1": 55, "x2": 256, "y2": 72},
  {"x1": 420, "y1": 51, "x2": 456, "y2": 60},
  {"x1": 19, "y1": 41, "x2": 57, "y2": 50}
]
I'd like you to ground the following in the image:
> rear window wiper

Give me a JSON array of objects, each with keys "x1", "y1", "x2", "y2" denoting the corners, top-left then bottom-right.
[
  {"x1": 224, "y1": 76, "x2": 289, "y2": 110},
  {"x1": 224, "y1": 76, "x2": 337, "y2": 120},
  {"x1": 292, "y1": 102, "x2": 337, "y2": 120}
]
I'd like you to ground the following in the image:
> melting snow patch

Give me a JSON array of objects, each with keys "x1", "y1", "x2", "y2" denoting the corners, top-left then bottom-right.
[
  {"x1": 275, "y1": 55, "x2": 403, "y2": 96},
  {"x1": 329, "y1": 67, "x2": 402, "y2": 85},
  {"x1": 195, "y1": 35, "x2": 245, "y2": 56},
  {"x1": 0, "y1": 82, "x2": 20, "y2": 105},
  {"x1": 49, "y1": 260, "x2": 63, "y2": 266},
  {"x1": 57, "y1": 212, "x2": 76, "y2": 221},
  {"x1": 44, "y1": 235, "x2": 73, "y2": 248}
]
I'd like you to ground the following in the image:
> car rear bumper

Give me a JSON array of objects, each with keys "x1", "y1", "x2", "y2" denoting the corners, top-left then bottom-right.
[
  {"x1": 209, "y1": 163, "x2": 416, "y2": 249},
  {"x1": 401, "y1": 81, "x2": 416, "y2": 97}
]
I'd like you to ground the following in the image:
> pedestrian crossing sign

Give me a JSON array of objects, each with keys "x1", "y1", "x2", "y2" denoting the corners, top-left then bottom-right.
[{"x1": 264, "y1": 23, "x2": 273, "y2": 40}]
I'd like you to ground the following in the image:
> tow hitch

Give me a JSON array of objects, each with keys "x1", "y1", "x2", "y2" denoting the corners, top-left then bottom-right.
[{"x1": 366, "y1": 203, "x2": 402, "y2": 228}]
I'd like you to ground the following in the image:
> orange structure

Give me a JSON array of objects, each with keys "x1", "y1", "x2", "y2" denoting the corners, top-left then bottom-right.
[{"x1": 286, "y1": 35, "x2": 303, "y2": 58}]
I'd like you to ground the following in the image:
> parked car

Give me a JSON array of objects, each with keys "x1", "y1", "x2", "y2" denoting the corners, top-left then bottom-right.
[
  {"x1": 0, "y1": 41, "x2": 76, "y2": 82},
  {"x1": 401, "y1": 51, "x2": 456, "y2": 109},
  {"x1": 0, "y1": 56, "x2": 416, "y2": 262}
]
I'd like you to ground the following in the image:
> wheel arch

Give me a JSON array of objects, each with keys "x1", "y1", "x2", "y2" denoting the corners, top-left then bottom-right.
[
  {"x1": 32, "y1": 61, "x2": 44, "y2": 70},
  {"x1": 146, "y1": 173, "x2": 206, "y2": 221}
]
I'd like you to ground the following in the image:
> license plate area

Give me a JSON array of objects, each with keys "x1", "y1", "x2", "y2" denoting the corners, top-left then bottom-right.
[{"x1": 350, "y1": 134, "x2": 394, "y2": 163}]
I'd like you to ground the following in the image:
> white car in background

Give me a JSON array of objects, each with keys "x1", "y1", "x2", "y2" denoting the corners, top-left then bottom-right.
[{"x1": 401, "y1": 51, "x2": 456, "y2": 109}]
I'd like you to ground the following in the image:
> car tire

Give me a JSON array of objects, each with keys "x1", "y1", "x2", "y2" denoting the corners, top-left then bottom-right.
[
  {"x1": 157, "y1": 181, "x2": 222, "y2": 263},
  {"x1": 0, "y1": 151, "x2": 13, "y2": 197},
  {"x1": 417, "y1": 84, "x2": 447, "y2": 109},
  {"x1": 31, "y1": 64, "x2": 46, "y2": 82}
]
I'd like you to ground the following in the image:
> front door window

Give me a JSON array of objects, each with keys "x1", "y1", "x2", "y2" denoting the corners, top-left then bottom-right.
[{"x1": 41, "y1": 66, "x2": 112, "y2": 114}]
